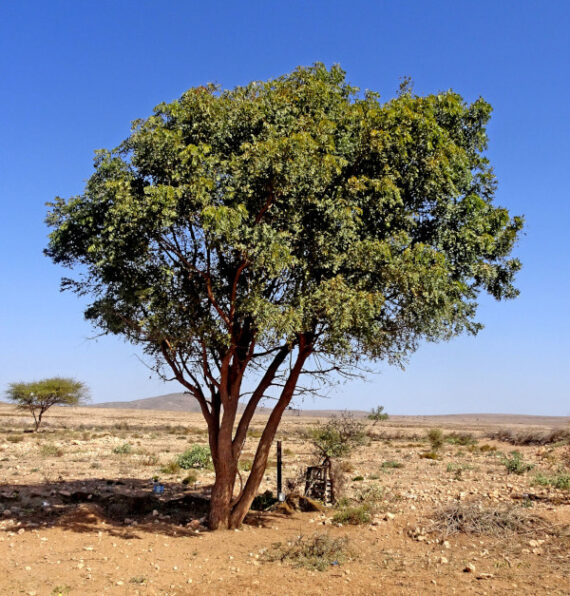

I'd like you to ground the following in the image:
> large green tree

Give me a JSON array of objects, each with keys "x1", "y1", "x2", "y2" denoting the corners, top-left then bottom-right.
[{"x1": 46, "y1": 64, "x2": 523, "y2": 529}]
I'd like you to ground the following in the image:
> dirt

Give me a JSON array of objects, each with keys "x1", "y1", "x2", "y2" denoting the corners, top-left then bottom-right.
[{"x1": 0, "y1": 404, "x2": 568, "y2": 595}]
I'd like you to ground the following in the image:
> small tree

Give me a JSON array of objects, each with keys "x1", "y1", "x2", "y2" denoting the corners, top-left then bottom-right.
[
  {"x1": 311, "y1": 412, "x2": 367, "y2": 463},
  {"x1": 6, "y1": 377, "x2": 88, "y2": 431},
  {"x1": 367, "y1": 405, "x2": 389, "y2": 424}
]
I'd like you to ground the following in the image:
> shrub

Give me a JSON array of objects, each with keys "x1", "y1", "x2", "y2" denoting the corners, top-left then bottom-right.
[
  {"x1": 113, "y1": 443, "x2": 132, "y2": 455},
  {"x1": 367, "y1": 405, "x2": 389, "y2": 423},
  {"x1": 381, "y1": 460, "x2": 404, "y2": 469},
  {"x1": 177, "y1": 445, "x2": 212, "y2": 469},
  {"x1": 502, "y1": 451, "x2": 533, "y2": 475},
  {"x1": 533, "y1": 473, "x2": 570, "y2": 490},
  {"x1": 445, "y1": 432, "x2": 477, "y2": 446},
  {"x1": 431, "y1": 503, "x2": 547, "y2": 537},
  {"x1": 161, "y1": 459, "x2": 181, "y2": 474},
  {"x1": 427, "y1": 428, "x2": 444, "y2": 452},
  {"x1": 420, "y1": 451, "x2": 439, "y2": 460},
  {"x1": 182, "y1": 471, "x2": 198, "y2": 485},
  {"x1": 352, "y1": 475, "x2": 364, "y2": 481},
  {"x1": 332, "y1": 503, "x2": 372, "y2": 525},
  {"x1": 40, "y1": 443, "x2": 63, "y2": 457},
  {"x1": 251, "y1": 490, "x2": 278, "y2": 511},
  {"x1": 263, "y1": 533, "x2": 349, "y2": 571},
  {"x1": 311, "y1": 412, "x2": 367, "y2": 461}
]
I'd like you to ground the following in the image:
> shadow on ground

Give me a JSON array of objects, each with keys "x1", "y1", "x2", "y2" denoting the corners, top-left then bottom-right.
[{"x1": 0, "y1": 478, "x2": 296, "y2": 537}]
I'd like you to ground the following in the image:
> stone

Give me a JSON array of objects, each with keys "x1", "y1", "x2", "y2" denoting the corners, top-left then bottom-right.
[{"x1": 464, "y1": 563, "x2": 476, "y2": 573}]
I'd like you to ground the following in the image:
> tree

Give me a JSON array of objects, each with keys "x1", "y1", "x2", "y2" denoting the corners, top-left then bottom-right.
[
  {"x1": 6, "y1": 377, "x2": 88, "y2": 431},
  {"x1": 368, "y1": 405, "x2": 389, "y2": 424},
  {"x1": 45, "y1": 63, "x2": 523, "y2": 529}
]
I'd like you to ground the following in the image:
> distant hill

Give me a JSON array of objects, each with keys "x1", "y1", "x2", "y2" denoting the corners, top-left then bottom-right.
[
  {"x1": 91, "y1": 392, "x2": 205, "y2": 412},
  {"x1": 89, "y1": 392, "x2": 365, "y2": 417}
]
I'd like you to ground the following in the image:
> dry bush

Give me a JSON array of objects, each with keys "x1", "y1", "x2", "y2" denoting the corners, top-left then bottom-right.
[
  {"x1": 431, "y1": 503, "x2": 548, "y2": 537},
  {"x1": 263, "y1": 533, "x2": 349, "y2": 571},
  {"x1": 488, "y1": 428, "x2": 570, "y2": 446}
]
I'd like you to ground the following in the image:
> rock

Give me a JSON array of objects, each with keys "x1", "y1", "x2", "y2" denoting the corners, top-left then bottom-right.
[
  {"x1": 439, "y1": 557, "x2": 449, "y2": 564},
  {"x1": 464, "y1": 563, "x2": 476, "y2": 573}
]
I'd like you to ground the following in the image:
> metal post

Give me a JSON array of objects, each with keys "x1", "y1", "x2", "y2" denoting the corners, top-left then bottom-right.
[{"x1": 277, "y1": 440, "x2": 284, "y2": 501}]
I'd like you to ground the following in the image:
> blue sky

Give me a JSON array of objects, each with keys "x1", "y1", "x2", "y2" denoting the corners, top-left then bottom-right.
[{"x1": 1, "y1": 1, "x2": 568, "y2": 414}]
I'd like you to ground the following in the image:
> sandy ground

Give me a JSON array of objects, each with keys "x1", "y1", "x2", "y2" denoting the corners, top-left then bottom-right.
[{"x1": 0, "y1": 404, "x2": 568, "y2": 595}]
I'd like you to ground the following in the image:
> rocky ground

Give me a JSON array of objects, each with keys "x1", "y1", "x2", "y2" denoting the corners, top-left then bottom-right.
[{"x1": 0, "y1": 404, "x2": 568, "y2": 595}]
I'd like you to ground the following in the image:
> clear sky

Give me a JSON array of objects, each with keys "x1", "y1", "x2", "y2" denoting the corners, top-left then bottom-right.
[{"x1": 1, "y1": 1, "x2": 568, "y2": 415}]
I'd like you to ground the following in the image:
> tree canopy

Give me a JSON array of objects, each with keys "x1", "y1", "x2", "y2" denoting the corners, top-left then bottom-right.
[
  {"x1": 6, "y1": 377, "x2": 88, "y2": 431},
  {"x1": 46, "y1": 63, "x2": 523, "y2": 528}
]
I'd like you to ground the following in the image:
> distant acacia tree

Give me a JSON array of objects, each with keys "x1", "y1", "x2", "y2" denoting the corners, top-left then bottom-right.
[
  {"x1": 46, "y1": 63, "x2": 523, "y2": 529},
  {"x1": 6, "y1": 377, "x2": 88, "y2": 431},
  {"x1": 368, "y1": 405, "x2": 389, "y2": 424}
]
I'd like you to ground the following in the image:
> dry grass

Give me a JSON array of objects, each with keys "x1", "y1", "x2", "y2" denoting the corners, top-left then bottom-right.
[
  {"x1": 430, "y1": 503, "x2": 548, "y2": 537},
  {"x1": 488, "y1": 428, "x2": 570, "y2": 446},
  {"x1": 263, "y1": 533, "x2": 350, "y2": 571}
]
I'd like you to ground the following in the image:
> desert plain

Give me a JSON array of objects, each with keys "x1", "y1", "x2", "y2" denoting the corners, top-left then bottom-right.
[{"x1": 0, "y1": 403, "x2": 568, "y2": 595}]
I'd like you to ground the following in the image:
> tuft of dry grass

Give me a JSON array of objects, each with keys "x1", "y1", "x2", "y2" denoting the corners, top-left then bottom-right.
[
  {"x1": 263, "y1": 533, "x2": 349, "y2": 571},
  {"x1": 431, "y1": 503, "x2": 548, "y2": 537}
]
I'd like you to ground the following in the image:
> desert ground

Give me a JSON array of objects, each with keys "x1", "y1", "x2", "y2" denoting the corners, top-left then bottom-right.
[{"x1": 0, "y1": 403, "x2": 568, "y2": 595}]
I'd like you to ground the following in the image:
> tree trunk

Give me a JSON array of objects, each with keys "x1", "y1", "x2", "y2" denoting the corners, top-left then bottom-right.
[{"x1": 208, "y1": 466, "x2": 236, "y2": 530}]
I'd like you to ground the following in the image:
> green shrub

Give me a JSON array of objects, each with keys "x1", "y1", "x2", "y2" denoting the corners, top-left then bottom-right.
[
  {"x1": 381, "y1": 460, "x2": 404, "y2": 469},
  {"x1": 502, "y1": 451, "x2": 533, "y2": 475},
  {"x1": 311, "y1": 412, "x2": 367, "y2": 460},
  {"x1": 332, "y1": 504, "x2": 372, "y2": 525},
  {"x1": 367, "y1": 405, "x2": 389, "y2": 423},
  {"x1": 178, "y1": 445, "x2": 212, "y2": 469},
  {"x1": 427, "y1": 428, "x2": 444, "y2": 451},
  {"x1": 445, "y1": 432, "x2": 477, "y2": 446},
  {"x1": 533, "y1": 473, "x2": 570, "y2": 490},
  {"x1": 251, "y1": 490, "x2": 277, "y2": 511},
  {"x1": 352, "y1": 475, "x2": 364, "y2": 481},
  {"x1": 113, "y1": 442, "x2": 132, "y2": 455}
]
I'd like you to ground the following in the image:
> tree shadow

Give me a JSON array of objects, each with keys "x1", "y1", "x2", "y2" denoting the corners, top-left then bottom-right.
[
  {"x1": 0, "y1": 477, "x2": 211, "y2": 538},
  {"x1": 0, "y1": 477, "x2": 297, "y2": 536}
]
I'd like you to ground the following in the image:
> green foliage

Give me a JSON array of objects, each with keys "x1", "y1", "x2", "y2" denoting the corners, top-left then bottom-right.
[
  {"x1": 533, "y1": 473, "x2": 570, "y2": 490},
  {"x1": 368, "y1": 405, "x2": 389, "y2": 423},
  {"x1": 381, "y1": 460, "x2": 404, "y2": 469},
  {"x1": 177, "y1": 445, "x2": 212, "y2": 469},
  {"x1": 332, "y1": 503, "x2": 372, "y2": 525},
  {"x1": 310, "y1": 412, "x2": 367, "y2": 461},
  {"x1": 427, "y1": 428, "x2": 444, "y2": 452},
  {"x1": 46, "y1": 62, "x2": 523, "y2": 384},
  {"x1": 113, "y1": 442, "x2": 132, "y2": 455},
  {"x1": 251, "y1": 490, "x2": 278, "y2": 511},
  {"x1": 502, "y1": 451, "x2": 533, "y2": 475},
  {"x1": 263, "y1": 533, "x2": 349, "y2": 571},
  {"x1": 6, "y1": 377, "x2": 88, "y2": 431},
  {"x1": 352, "y1": 475, "x2": 364, "y2": 481},
  {"x1": 445, "y1": 432, "x2": 477, "y2": 446}
]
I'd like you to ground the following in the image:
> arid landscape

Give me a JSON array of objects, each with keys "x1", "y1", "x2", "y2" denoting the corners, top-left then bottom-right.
[{"x1": 1, "y1": 402, "x2": 568, "y2": 595}]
